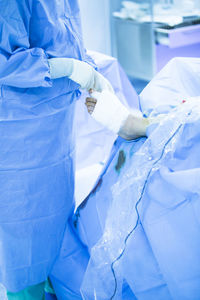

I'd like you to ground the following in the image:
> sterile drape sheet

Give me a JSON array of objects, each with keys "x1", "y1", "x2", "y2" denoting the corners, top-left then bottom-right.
[{"x1": 76, "y1": 57, "x2": 200, "y2": 300}]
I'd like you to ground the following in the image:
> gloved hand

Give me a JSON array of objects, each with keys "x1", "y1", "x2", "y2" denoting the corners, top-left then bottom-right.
[
  {"x1": 48, "y1": 58, "x2": 114, "y2": 93},
  {"x1": 86, "y1": 90, "x2": 149, "y2": 140},
  {"x1": 119, "y1": 113, "x2": 150, "y2": 140}
]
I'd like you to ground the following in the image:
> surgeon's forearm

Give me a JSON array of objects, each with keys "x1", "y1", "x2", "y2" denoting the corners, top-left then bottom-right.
[{"x1": 118, "y1": 114, "x2": 150, "y2": 140}]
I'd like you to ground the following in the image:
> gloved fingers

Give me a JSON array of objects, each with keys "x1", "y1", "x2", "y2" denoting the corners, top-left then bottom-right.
[
  {"x1": 66, "y1": 59, "x2": 114, "y2": 93},
  {"x1": 93, "y1": 71, "x2": 114, "y2": 93},
  {"x1": 78, "y1": 68, "x2": 114, "y2": 93},
  {"x1": 119, "y1": 114, "x2": 150, "y2": 140},
  {"x1": 69, "y1": 60, "x2": 95, "y2": 90}
]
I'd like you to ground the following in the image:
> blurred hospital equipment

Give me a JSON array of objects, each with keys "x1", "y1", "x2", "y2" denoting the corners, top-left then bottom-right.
[
  {"x1": 79, "y1": 0, "x2": 200, "y2": 84},
  {"x1": 79, "y1": 0, "x2": 112, "y2": 55},
  {"x1": 111, "y1": 0, "x2": 200, "y2": 80}
]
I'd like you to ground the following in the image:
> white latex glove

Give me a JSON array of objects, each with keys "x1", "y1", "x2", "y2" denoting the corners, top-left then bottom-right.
[
  {"x1": 87, "y1": 91, "x2": 149, "y2": 139},
  {"x1": 119, "y1": 113, "x2": 150, "y2": 140},
  {"x1": 48, "y1": 58, "x2": 114, "y2": 93}
]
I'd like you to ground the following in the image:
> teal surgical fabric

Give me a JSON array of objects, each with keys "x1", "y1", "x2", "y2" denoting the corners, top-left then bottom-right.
[
  {"x1": 75, "y1": 58, "x2": 200, "y2": 299},
  {"x1": 0, "y1": 0, "x2": 88, "y2": 293}
]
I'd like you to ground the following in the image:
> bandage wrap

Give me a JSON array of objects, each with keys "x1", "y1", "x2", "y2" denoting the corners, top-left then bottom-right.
[{"x1": 91, "y1": 91, "x2": 130, "y2": 134}]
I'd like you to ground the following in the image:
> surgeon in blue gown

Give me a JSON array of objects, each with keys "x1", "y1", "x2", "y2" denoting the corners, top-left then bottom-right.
[{"x1": 0, "y1": 1, "x2": 112, "y2": 299}]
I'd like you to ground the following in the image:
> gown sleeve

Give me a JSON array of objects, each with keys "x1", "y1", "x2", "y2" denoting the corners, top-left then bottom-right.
[{"x1": 0, "y1": 1, "x2": 52, "y2": 88}]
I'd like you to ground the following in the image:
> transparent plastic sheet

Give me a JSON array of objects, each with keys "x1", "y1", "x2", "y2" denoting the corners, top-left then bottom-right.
[{"x1": 80, "y1": 97, "x2": 200, "y2": 300}]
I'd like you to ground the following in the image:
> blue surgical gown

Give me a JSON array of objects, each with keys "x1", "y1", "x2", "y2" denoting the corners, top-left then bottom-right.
[{"x1": 0, "y1": 0, "x2": 88, "y2": 293}]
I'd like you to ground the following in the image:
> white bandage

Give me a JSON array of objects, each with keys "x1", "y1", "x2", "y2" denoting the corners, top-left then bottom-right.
[{"x1": 91, "y1": 91, "x2": 130, "y2": 134}]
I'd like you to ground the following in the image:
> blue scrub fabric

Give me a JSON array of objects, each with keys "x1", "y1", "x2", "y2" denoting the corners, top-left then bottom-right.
[
  {"x1": 74, "y1": 58, "x2": 200, "y2": 299},
  {"x1": 0, "y1": 0, "x2": 89, "y2": 293}
]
